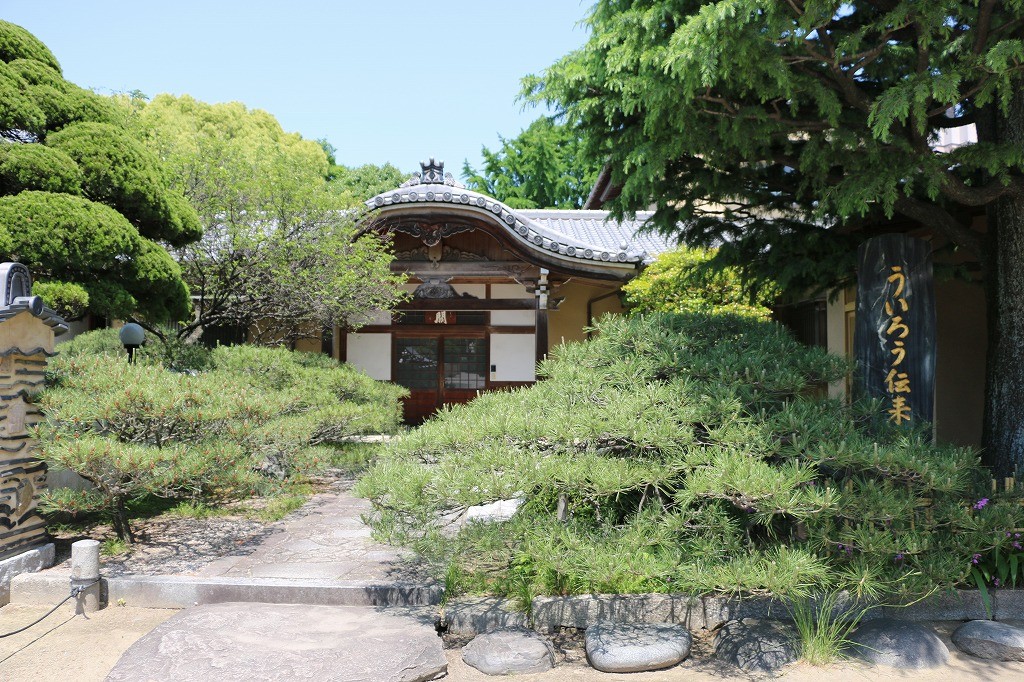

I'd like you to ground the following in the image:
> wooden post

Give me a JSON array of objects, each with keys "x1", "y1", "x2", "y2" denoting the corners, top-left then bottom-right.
[{"x1": 535, "y1": 268, "x2": 549, "y2": 365}]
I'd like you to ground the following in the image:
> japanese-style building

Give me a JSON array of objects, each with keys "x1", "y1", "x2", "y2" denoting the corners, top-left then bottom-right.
[{"x1": 339, "y1": 159, "x2": 672, "y2": 423}]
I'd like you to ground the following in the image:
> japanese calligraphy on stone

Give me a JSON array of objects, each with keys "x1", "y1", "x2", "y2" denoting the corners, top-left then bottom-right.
[{"x1": 854, "y1": 235, "x2": 936, "y2": 429}]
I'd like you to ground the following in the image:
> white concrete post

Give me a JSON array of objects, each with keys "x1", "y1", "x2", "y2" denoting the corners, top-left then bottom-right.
[{"x1": 71, "y1": 538, "x2": 101, "y2": 612}]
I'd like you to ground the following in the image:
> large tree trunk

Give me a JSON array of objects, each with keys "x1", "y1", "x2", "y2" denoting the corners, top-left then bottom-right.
[{"x1": 980, "y1": 84, "x2": 1024, "y2": 478}]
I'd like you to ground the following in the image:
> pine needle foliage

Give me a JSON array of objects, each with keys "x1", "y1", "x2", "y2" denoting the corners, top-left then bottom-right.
[
  {"x1": 358, "y1": 313, "x2": 1024, "y2": 601},
  {"x1": 38, "y1": 331, "x2": 406, "y2": 540}
]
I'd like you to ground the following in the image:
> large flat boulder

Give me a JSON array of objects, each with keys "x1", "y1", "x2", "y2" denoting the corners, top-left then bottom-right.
[
  {"x1": 713, "y1": 620, "x2": 797, "y2": 674},
  {"x1": 585, "y1": 622, "x2": 691, "y2": 673},
  {"x1": 952, "y1": 619, "x2": 1024, "y2": 661},
  {"x1": 849, "y1": 618, "x2": 949, "y2": 669},
  {"x1": 462, "y1": 628, "x2": 554, "y2": 675},
  {"x1": 105, "y1": 602, "x2": 447, "y2": 682}
]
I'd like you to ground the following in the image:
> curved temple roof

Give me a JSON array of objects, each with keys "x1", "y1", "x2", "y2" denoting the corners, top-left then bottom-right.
[{"x1": 364, "y1": 159, "x2": 672, "y2": 273}]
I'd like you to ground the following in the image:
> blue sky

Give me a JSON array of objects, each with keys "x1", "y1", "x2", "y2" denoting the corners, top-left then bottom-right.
[{"x1": 4, "y1": 1, "x2": 592, "y2": 174}]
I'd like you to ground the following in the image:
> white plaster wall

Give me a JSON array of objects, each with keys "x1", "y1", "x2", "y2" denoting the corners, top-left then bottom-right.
[
  {"x1": 491, "y1": 283, "x2": 531, "y2": 299},
  {"x1": 454, "y1": 284, "x2": 486, "y2": 298},
  {"x1": 350, "y1": 309, "x2": 390, "y2": 327},
  {"x1": 347, "y1": 333, "x2": 392, "y2": 380},
  {"x1": 491, "y1": 310, "x2": 535, "y2": 326},
  {"x1": 490, "y1": 333, "x2": 536, "y2": 381}
]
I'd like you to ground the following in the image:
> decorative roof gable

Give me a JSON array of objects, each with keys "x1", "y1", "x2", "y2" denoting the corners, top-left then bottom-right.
[{"x1": 364, "y1": 159, "x2": 673, "y2": 270}]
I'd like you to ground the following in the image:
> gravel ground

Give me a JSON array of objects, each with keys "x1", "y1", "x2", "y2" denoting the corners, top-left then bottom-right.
[{"x1": 47, "y1": 471, "x2": 358, "y2": 577}]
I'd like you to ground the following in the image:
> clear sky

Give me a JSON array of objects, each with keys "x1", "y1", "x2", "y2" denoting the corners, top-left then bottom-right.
[{"x1": 3, "y1": 1, "x2": 593, "y2": 174}]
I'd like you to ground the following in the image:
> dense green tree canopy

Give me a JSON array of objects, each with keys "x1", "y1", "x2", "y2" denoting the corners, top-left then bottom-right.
[
  {"x1": 462, "y1": 117, "x2": 601, "y2": 209},
  {"x1": 134, "y1": 94, "x2": 406, "y2": 344},
  {"x1": 527, "y1": 1, "x2": 1024, "y2": 475},
  {"x1": 0, "y1": 21, "x2": 199, "y2": 321},
  {"x1": 317, "y1": 139, "x2": 408, "y2": 201},
  {"x1": 329, "y1": 162, "x2": 408, "y2": 203}
]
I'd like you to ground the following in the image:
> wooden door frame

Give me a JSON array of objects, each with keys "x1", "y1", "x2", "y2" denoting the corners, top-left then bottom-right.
[{"x1": 393, "y1": 330, "x2": 490, "y2": 422}]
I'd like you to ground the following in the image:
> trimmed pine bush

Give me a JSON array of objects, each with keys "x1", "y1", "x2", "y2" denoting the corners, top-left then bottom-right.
[{"x1": 358, "y1": 313, "x2": 1024, "y2": 603}]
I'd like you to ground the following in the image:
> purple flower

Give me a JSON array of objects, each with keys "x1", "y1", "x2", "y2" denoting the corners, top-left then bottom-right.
[
  {"x1": 971, "y1": 553, "x2": 982, "y2": 564},
  {"x1": 994, "y1": 578, "x2": 1001, "y2": 587},
  {"x1": 895, "y1": 552, "x2": 905, "y2": 562},
  {"x1": 1013, "y1": 541, "x2": 1022, "y2": 551},
  {"x1": 973, "y1": 498, "x2": 989, "y2": 510}
]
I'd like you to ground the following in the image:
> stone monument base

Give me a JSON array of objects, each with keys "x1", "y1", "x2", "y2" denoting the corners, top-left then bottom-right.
[{"x1": 0, "y1": 542, "x2": 54, "y2": 605}]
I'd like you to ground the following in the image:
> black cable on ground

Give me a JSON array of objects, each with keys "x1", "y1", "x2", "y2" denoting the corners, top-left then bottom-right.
[{"x1": 0, "y1": 578, "x2": 99, "y2": 639}]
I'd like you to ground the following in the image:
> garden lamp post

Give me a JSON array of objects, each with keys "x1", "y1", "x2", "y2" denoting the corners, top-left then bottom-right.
[{"x1": 118, "y1": 323, "x2": 145, "y2": 364}]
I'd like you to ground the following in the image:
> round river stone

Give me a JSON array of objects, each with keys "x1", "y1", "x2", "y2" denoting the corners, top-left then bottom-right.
[
  {"x1": 461, "y1": 628, "x2": 555, "y2": 675},
  {"x1": 952, "y1": 619, "x2": 1024, "y2": 661},
  {"x1": 585, "y1": 622, "x2": 692, "y2": 673},
  {"x1": 849, "y1": 618, "x2": 949, "y2": 669},
  {"x1": 713, "y1": 620, "x2": 797, "y2": 674}
]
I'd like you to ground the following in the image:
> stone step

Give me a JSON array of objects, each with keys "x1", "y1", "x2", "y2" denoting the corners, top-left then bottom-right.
[
  {"x1": 106, "y1": 602, "x2": 448, "y2": 682},
  {"x1": 10, "y1": 570, "x2": 442, "y2": 609}
]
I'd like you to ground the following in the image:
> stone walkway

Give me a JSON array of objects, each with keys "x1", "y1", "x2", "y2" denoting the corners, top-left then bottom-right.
[
  {"x1": 194, "y1": 486, "x2": 428, "y2": 584},
  {"x1": 10, "y1": 479, "x2": 438, "y2": 611}
]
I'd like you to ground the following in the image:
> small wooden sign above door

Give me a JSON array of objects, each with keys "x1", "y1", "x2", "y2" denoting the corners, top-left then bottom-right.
[{"x1": 426, "y1": 311, "x2": 454, "y2": 324}]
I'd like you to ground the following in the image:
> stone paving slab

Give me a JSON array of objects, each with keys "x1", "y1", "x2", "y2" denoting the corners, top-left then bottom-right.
[
  {"x1": 10, "y1": 486, "x2": 441, "y2": 610},
  {"x1": 195, "y1": 488, "x2": 425, "y2": 584},
  {"x1": 105, "y1": 602, "x2": 448, "y2": 682}
]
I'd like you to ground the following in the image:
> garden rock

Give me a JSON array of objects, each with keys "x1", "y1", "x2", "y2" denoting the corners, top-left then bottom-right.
[
  {"x1": 254, "y1": 452, "x2": 289, "y2": 479},
  {"x1": 952, "y1": 619, "x2": 1024, "y2": 661},
  {"x1": 461, "y1": 628, "x2": 555, "y2": 675},
  {"x1": 106, "y1": 602, "x2": 448, "y2": 681},
  {"x1": 464, "y1": 498, "x2": 524, "y2": 524},
  {"x1": 713, "y1": 620, "x2": 797, "y2": 674},
  {"x1": 585, "y1": 622, "x2": 692, "y2": 673},
  {"x1": 849, "y1": 618, "x2": 949, "y2": 669}
]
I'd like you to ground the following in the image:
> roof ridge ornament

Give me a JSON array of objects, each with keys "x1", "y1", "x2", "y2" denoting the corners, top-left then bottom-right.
[
  {"x1": 420, "y1": 158, "x2": 445, "y2": 184},
  {"x1": 399, "y1": 157, "x2": 466, "y2": 189}
]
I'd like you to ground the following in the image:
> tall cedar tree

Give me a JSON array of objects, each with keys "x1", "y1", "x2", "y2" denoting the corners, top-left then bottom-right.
[
  {"x1": 526, "y1": 1, "x2": 1024, "y2": 476},
  {"x1": 0, "y1": 21, "x2": 199, "y2": 321}
]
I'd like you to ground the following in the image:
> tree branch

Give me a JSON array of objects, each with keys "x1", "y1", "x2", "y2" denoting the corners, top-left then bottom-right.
[
  {"x1": 939, "y1": 173, "x2": 1024, "y2": 206},
  {"x1": 974, "y1": 0, "x2": 997, "y2": 55},
  {"x1": 893, "y1": 196, "x2": 985, "y2": 256}
]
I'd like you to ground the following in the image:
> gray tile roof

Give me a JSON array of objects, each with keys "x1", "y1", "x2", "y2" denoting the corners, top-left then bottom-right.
[
  {"x1": 517, "y1": 210, "x2": 676, "y2": 264},
  {"x1": 364, "y1": 159, "x2": 678, "y2": 269}
]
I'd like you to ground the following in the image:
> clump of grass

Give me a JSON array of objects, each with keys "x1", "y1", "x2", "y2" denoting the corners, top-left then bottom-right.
[
  {"x1": 789, "y1": 592, "x2": 874, "y2": 665},
  {"x1": 166, "y1": 500, "x2": 233, "y2": 519},
  {"x1": 253, "y1": 494, "x2": 308, "y2": 522},
  {"x1": 101, "y1": 538, "x2": 130, "y2": 557}
]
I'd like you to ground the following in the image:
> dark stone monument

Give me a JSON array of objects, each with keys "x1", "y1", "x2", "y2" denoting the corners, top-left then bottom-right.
[{"x1": 854, "y1": 235, "x2": 936, "y2": 428}]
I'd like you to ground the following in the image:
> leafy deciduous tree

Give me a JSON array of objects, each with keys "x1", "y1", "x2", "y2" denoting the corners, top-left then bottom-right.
[
  {"x1": 622, "y1": 246, "x2": 774, "y2": 317},
  {"x1": 133, "y1": 94, "x2": 406, "y2": 345}
]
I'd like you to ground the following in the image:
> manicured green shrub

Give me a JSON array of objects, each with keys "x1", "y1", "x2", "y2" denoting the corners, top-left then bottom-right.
[
  {"x1": 622, "y1": 246, "x2": 775, "y2": 317},
  {"x1": 358, "y1": 313, "x2": 1024, "y2": 603},
  {"x1": 40, "y1": 332, "x2": 406, "y2": 539}
]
